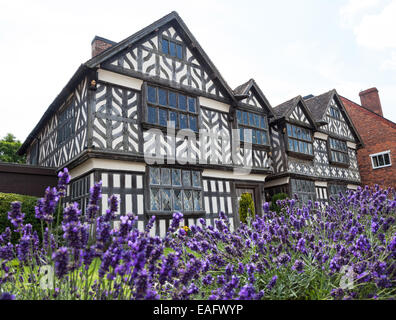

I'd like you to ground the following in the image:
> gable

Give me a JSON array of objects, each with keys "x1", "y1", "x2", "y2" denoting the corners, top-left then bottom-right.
[
  {"x1": 289, "y1": 103, "x2": 311, "y2": 126},
  {"x1": 102, "y1": 23, "x2": 226, "y2": 100},
  {"x1": 322, "y1": 98, "x2": 355, "y2": 141},
  {"x1": 240, "y1": 89, "x2": 262, "y2": 108}
]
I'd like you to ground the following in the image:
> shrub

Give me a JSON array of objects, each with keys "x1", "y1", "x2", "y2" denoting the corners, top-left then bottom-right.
[
  {"x1": 239, "y1": 192, "x2": 255, "y2": 224},
  {"x1": 0, "y1": 193, "x2": 40, "y2": 243},
  {"x1": 269, "y1": 192, "x2": 288, "y2": 213}
]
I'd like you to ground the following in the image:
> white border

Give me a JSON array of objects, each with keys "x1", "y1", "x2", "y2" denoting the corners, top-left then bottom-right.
[{"x1": 369, "y1": 150, "x2": 392, "y2": 169}]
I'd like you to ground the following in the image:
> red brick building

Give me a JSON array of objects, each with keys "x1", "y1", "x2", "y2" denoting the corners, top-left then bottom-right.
[{"x1": 340, "y1": 88, "x2": 396, "y2": 188}]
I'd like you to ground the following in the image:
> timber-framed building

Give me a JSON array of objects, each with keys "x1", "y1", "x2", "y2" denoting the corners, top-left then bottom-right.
[{"x1": 18, "y1": 12, "x2": 363, "y2": 234}]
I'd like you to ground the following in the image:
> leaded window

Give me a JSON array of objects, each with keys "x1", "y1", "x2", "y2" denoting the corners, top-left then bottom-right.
[
  {"x1": 148, "y1": 167, "x2": 203, "y2": 213},
  {"x1": 236, "y1": 110, "x2": 269, "y2": 145},
  {"x1": 370, "y1": 150, "x2": 392, "y2": 169},
  {"x1": 29, "y1": 141, "x2": 39, "y2": 165},
  {"x1": 286, "y1": 123, "x2": 313, "y2": 155},
  {"x1": 161, "y1": 38, "x2": 183, "y2": 59},
  {"x1": 146, "y1": 85, "x2": 198, "y2": 131},
  {"x1": 290, "y1": 178, "x2": 316, "y2": 204},
  {"x1": 70, "y1": 175, "x2": 90, "y2": 213},
  {"x1": 328, "y1": 137, "x2": 348, "y2": 165},
  {"x1": 328, "y1": 184, "x2": 347, "y2": 200},
  {"x1": 329, "y1": 104, "x2": 341, "y2": 119},
  {"x1": 57, "y1": 102, "x2": 74, "y2": 144}
]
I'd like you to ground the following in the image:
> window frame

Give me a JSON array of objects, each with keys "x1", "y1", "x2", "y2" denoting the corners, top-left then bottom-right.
[
  {"x1": 143, "y1": 83, "x2": 200, "y2": 133},
  {"x1": 235, "y1": 108, "x2": 270, "y2": 148},
  {"x1": 370, "y1": 150, "x2": 392, "y2": 169},
  {"x1": 327, "y1": 137, "x2": 349, "y2": 166},
  {"x1": 159, "y1": 35, "x2": 185, "y2": 60},
  {"x1": 57, "y1": 99, "x2": 75, "y2": 145},
  {"x1": 285, "y1": 122, "x2": 314, "y2": 158},
  {"x1": 146, "y1": 166, "x2": 205, "y2": 215}
]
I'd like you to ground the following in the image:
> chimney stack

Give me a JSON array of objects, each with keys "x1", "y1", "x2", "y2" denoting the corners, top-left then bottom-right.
[
  {"x1": 91, "y1": 36, "x2": 116, "y2": 58},
  {"x1": 359, "y1": 87, "x2": 383, "y2": 116}
]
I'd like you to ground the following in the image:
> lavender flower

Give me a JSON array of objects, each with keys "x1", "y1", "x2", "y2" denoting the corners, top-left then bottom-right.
[{"x1": 8, "y1": 201, "x2": 25, "y2": 231}]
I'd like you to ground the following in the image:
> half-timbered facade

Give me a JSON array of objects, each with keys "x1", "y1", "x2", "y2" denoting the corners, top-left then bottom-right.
[
  {"x1": 265, "y1": 90, "x2": 363, "y2": 204},
  {"x1": 18, "y1": 12, "x2": 363, "y2": 234},
  {"x1": 18, "y1": 12, "x2": 275, "y2": 235}
]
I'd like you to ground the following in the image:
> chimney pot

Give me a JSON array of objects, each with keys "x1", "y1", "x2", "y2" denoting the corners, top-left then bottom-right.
[{"x1": 359, "y1": 87, "x2": 383, "y2": 116}]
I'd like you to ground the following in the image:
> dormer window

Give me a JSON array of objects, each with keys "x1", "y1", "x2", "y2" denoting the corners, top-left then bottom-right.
[
  {"x1": 328, "y1": 137, "x2": 349, "y2": 165},
  {"x1": 236, "y1": 110, "x2": 269, "y2": 146},
  {"x1": 161, "y1": 38, "x2": 183, "y2": 59},
  {"x1": 286, "y1": 123, "x2": 313, "y2": 155}
]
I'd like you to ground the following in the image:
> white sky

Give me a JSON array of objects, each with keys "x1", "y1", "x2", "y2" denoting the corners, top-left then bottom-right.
[{"x1": 1, "y1": 0, "x2": 395, "y2": 142}]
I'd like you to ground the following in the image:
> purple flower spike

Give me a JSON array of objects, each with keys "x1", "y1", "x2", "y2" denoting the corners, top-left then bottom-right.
[{"x1": 57, "y1": 168, "x2": 71, "y2": 197}]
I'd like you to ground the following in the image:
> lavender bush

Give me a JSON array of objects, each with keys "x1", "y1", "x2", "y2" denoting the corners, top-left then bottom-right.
[{"x1": 0, "y1": 169, "x2": 395, "y2": 300}]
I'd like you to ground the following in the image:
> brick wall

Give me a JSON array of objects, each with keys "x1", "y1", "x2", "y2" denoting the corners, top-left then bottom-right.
[{"x1": 341, "y1": 97, "x2": 396, "y2": 188}]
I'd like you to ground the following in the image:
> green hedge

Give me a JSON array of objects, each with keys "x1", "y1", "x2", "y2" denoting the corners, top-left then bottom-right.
[
  {"x1": 0, "y1": 192, "x2": 40, "y2": 243},
  {"x1": 269, "y1": 192, "x2": 288, "y2": 213}
]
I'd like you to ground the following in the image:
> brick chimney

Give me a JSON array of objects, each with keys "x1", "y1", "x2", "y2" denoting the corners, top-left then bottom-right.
[
  {"x1": 359, "y1": 87, "x2": 383, "y2": 116},
  {"x1": 91, "y1": 36, "x2": 116, "y2": 58}
]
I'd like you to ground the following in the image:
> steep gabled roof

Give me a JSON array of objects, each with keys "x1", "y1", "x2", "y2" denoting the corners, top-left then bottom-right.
[
  {"x1": 304, "y1": 90, "x2": 334, "y2": 122},
  {"x1": 19, "y1": 11, "x2": 244, "y2": 155},
  {"x1": 272, "y1": 95, "x2": 317, "y2": 128},
  {"x1": 233, "y1": 79, "x2": 275, "y2": 117},
  {"x1": 86, "y1": 11, "x2": 237, "y2": 102},
  {"x1": 305, "y1": 89, "x2": 364, "y2": 146}
]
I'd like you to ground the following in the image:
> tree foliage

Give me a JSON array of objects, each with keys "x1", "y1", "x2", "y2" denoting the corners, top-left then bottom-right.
[
  {"x1": 239, "y1": 192, "x2": 255, "y2": 224},
  {"x1": 0, "y1": 133, "x2": 26, "y2": 164}
]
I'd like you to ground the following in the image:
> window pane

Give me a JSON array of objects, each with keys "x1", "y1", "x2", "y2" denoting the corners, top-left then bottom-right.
[
  {"x1": 237, "y1": 110, "x2": 242, "y2": 123},
  {"x1": 308, "y1": 143, "x2": 313, "y2": 155},
  {"x1": 262, "y1": 131, "x2": 268, "y2": 145},
  {"x1": 176, "y1": 44, "x2": 183, "y2": 59},
  {"x1": 183, "y1": 190, "x2": 193, "y2": 211},
  {"x1": 299, "y1": 141, "x2": 304, "y2": 153},
  {"x1": 294, "y1": 140, "x2": 299, "y2": 151},
  {"x1": 193, "y1": 191, "x2": 202, "y2": 211},
  {"x1": 288, "y1": 139, "x2": 294, "y2": 151},
  {"x1": 373, "y1": 156, "x2": 379, "y2": 168},
  {"x1": 252, "y1": 130, "x2": 257, "y2": 144},
  {"x1": 253, "y1": 114, "x2": 259, "y2": 128},
  {"x1": 192, "y1": 171, "x2": 200, "y2": 187},
  {"x1": 182, "y1": 170, "x2": 191, "y2": 186},
  {"x1": 161, "y1": 39, "x2": 169, "y2": 55},
  {"x1": 180, "y1": 114, "x2": 188, "y2": 129},
  {"x1": 188, "y1": 97, "x2": 196, "y2": 113},
  {"x1": 287, "y1": 124, "x2": 292, "y2": 137},
  {"x1": 147, "y1": 106, "x2": 157, "y2": 124},
  {"x1": 147, "y1": 86, "x2": 157, "y2": 103},
  {"x1": 161, "y1": 189, "x2": 172, "y2": 211},
  {"x1": 384, "y1": 153, "x2": 390, "y2": 165},
  {"x1": 378, "y1": 155, "x2": 384, "y2": 166},
  {"x1": 169, "y1": 92, "x2": 177, "y2": 108},
  {"x1": 150, "y1": 189, "x2": 161, "y2": 211},
  {"x1": 161, "y1": 168, "x2": 171, "y2": 185},
  {"x1": 173, "y1": 190, "x2": 182, "y2": 211},
  {"x1": 172, "y1": 169, "x2": 181, "y2": 186},
  {"x1": 244, "y1": 129, "x2": 252, "y2": 143},
  {"x1": 179, "y1": 95, "x2": 187, "y2": 110},
  {"x1": 159, "y1": 109, "x2": 167, "y2": 126},
  {"x1": 242, "y1": 112, "x2": 248, "y2": 125},
  {"x1": 169, "y1": 111, "x2": 177, "y2": 128},
  {"x1": 256, "y1": 130, "x2": 262, "y2": 145},
  {"x1": 249, "y1": 113, "x2": 254, "y2": 126},
  {"x1": 170, "y1": 41, "x2": 176, "y2": 57},
  {"x1": 158, "y1": 89, "x2": 167, "y2": 106},
  {"x1": 189, "y1": 116, "x2": 197, "y2": 132},
  {"x1": 292, "y1": 125, "x2": 297, "y2": 138},
  {"x1": 149, "y1": 167, "x2": 160, "y2": 185},
  {"x1": 260, "y1": 116, "x2": 267, "y2": 129},
  {"x1": 239, "y1": 128, "x2": 244, "y2": 142}
]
